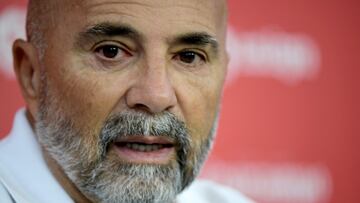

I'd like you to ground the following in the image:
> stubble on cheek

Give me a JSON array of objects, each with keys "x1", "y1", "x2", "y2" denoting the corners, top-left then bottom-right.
[
  {"x1": 42, "y1": 73, "x2": 107, "y2": 164},
  {"x1": 181, "y1": 86, "x2": 222, "y2": 184}
]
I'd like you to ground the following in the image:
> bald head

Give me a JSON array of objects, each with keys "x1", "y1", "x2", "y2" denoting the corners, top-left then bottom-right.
[{"x1": 26, "y1": 0, "x2": 227, "y2": 59}]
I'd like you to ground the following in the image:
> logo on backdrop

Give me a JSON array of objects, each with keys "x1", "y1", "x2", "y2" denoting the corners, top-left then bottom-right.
[
  {"x1": 226, "y1": 27, "x2": 321, "y2": 85},
  {"x1": 0, "y1": 7, "x2": 26, "y2": 78}
]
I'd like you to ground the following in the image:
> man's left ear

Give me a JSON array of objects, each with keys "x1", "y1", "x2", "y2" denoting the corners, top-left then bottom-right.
[{"x1": 12, "y1": 39, "x2": 42, "y2": 119}]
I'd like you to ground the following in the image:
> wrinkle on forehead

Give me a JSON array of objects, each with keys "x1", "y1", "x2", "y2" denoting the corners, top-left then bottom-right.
[
  {"x1": 83, "y1": 0, "x2": 227, "y2": 32},
  {"x1": 81, "y1": 0, "x2": 227, "y2": 27},
  {"x1": 29, "y1": 0, "x2": 227, "y2": 30},
  {"x1": 83, "y1": 0, "x2": 224, "y2": 9},
  {"x1": 27, "y1": 0, "x2": 227, "y2": 56}
]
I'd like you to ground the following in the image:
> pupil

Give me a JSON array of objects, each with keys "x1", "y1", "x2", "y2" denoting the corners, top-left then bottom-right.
[
  {"x1": 103, "y1": 46, "x2": 118, "y2": 58},
  {"x1": 180, "y1": 52, "x2": 195, "y2": 63}
]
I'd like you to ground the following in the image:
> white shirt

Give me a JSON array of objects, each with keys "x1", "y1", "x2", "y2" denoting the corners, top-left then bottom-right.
[{"x1": 0, "y1": 109, "x2": 254, "y2": 203}]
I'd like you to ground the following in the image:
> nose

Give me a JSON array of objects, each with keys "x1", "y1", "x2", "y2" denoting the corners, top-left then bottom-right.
[{"x1": 125, "y1": 64, "x2": 177, "y2": 114}]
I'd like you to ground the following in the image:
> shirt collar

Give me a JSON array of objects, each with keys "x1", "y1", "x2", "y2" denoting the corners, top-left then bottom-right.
[{"x1": 0, "y1": 108, "x2": 73, "y2": 203}]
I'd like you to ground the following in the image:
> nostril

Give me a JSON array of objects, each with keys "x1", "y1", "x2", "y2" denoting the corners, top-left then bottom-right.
[{"x1": 132, "y1": 103, "x2": 151, "y2": 112}]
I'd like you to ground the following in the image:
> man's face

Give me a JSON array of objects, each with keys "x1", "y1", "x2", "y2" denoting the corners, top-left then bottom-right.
[{"x1": 34, "y1": 0, "x2": 227, "y2": 202}]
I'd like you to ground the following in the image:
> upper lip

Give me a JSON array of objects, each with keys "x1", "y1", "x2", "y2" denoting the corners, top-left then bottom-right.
[{"x1": 115, "y1": 136, "x2": 175, "y2": 145}]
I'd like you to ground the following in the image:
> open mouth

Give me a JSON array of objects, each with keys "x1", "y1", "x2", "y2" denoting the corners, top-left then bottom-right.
[
  {"x1": 113, "y1": 136, "x2": 176, "y2": 164},
  {"x1": 115, "y1": 142, "x2": 173, "y2": 152}
]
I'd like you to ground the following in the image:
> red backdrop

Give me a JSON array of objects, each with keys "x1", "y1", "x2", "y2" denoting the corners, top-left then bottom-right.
[{"x1": 1, "y1": 0, "x2": 359, "y2": 202}]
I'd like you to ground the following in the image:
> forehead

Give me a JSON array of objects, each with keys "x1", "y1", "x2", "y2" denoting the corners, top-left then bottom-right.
[
  {"x1": 79, "y1": 0, "x2": 224, "y2": 19},
  {"x1": 53, "y1": 0, "x2": 226, "y2": 39}
]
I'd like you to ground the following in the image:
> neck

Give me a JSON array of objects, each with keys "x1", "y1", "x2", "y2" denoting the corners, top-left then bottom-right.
[{"x1": 42, "y1": 148, "x2": 92, "y2": 203}]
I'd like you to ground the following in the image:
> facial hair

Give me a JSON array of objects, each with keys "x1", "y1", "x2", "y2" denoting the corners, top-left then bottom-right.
[{"x1": 35, "y1": 76, "x2": 219, "y2": 203}]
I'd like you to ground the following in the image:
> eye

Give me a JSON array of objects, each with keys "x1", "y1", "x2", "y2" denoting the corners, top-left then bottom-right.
[
  {"x1": 179, "y1": 52, "x2": 197, "y2": 63},
  {"x1": 174, "y1": 51, "x2": 206, "y2": 66},
  {"x1": 94, "y1": 44, "x2": 130, "y2": 61}
]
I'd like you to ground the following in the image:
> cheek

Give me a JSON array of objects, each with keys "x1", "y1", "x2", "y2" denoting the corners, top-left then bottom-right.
[
  {"x1": 176, "y1": 75, "x2": 222, "y2": 179},
  {"x1": 176, "y1": 72, "x2": 224, "y2": 148},
  {"x1": 42, "y1": 55, "x2": 132, "y2": 139}
]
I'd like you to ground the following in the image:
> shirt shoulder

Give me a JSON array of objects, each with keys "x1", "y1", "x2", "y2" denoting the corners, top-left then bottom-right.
[
  {"x1": 0, "y1": 109, "x2": 74, "y2": 203},
  {"x1": 0, "y1": 182, "x2": 14, "y2": 203},
  {"x1": 177, "y1": 179, "x2": 255, "y2": 203}
]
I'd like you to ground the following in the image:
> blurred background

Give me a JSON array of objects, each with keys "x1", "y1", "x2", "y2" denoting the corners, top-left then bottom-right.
[{"x1": 0, "y1": 0, "x2": 359, "y2": 202}]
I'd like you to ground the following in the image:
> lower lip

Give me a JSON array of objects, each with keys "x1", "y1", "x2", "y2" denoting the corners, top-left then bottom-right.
[{"x1": 113, "y1": 144, "x2": 175, "y2": 164}]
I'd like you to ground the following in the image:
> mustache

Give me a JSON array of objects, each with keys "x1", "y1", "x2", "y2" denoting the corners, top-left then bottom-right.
[{"x1": 98, "y1": 111, "x2": 191, "y2": 164}]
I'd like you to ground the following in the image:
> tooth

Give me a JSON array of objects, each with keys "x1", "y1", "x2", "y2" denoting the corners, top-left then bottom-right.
[
  {"x1": 133, "y1": 143, "x2": 139, "y2": 150},
  {"x1": 124, "y1": 143, "x2": 168, "y2": 152},
  {"x1": 145, "y1": 146, "x2": 152, "y2": 152},
  {"x1": 152, "y1": 145, "x2": 158, "y2": 151},
  {"x1": 138, "y1": 144, "x2": 146, "y2": 152}
]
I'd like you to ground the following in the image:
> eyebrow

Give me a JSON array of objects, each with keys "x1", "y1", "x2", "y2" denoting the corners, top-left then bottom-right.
[
  {"x1": 76, "y1": 23, "x2": 142, "y2": 46},
  {"x1": 170, "y1": 32, "x2": 219, "y2": 54},
  {"x1": 76, "y1": 23, "x2": 219, "y2": 55}
]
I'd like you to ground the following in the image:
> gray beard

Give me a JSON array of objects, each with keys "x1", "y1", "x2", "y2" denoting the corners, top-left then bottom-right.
[{"x1": 35, "y1": 78, "x2": 218, "y2": 203}]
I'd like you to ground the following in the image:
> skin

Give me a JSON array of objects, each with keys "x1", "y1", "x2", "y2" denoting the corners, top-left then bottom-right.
[{"x1": 13, "y1": 0, "x2": 228, "y2": 202}]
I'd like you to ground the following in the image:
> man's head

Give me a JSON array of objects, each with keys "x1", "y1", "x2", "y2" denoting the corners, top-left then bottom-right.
[{"x1": 13, "y1": 0, "x2": 228, "y2": 202}]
